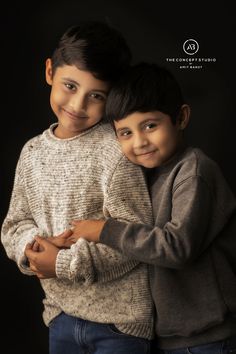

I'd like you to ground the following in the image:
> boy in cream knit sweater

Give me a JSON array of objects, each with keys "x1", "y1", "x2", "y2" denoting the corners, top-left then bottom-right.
[{"x1": 1, "y1": 23, "x2": 154, "y2": 354}]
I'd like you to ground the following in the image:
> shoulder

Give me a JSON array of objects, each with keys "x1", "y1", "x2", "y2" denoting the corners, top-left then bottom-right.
[
  {"x1": 176, "y1": 147, "x2": 216, "y2": 175},
  {"x1": 19, "y1": 128, "x2": 49, "y2": 160},
  {"x1": 186, "y1": 148, "x2": 223, "y2": 181},
  {"x1": 97, "y1": 122, "x2": 122, "y2": 151},
  {"x1": 22, "y1": 134, "x2": 42, "y2": 151},
  {"x1": 173, "y1": 147, "x2": 228, "y2": 190},
  {"x1": 94, "y1": 122, "x2": 124, "y2": 162}
]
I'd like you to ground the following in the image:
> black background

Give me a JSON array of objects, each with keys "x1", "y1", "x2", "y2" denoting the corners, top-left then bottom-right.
[{"x1": 1, "y1": 1, "x2": 235, "y2": 353}]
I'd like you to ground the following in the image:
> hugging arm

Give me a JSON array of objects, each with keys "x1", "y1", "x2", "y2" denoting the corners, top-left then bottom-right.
[
  {"x1": 2, "y1": 148, "x2": 153, "y2": 283},
  {"x1": 55, "y1": 156, "x2": 153, "y2": 283},
  {"x1": 98, "y1": 176, "x2": 233, "y2": 268}
]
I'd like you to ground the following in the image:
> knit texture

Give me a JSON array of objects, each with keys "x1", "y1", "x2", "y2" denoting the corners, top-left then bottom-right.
[
  {"x1": 100, "y1": 146, "x2": 236, "y2": 348},
  {"x1": 1, "y1": 122, "x2": 154, "y2": 339}
]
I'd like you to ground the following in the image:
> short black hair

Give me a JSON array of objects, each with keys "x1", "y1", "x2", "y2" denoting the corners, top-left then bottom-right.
[
  {"x1": 106, "y1": 62, "x2": 185, "y2": 124},
  {"x1": 51, "y1": 21, "x2": 132, "y2": 82}
]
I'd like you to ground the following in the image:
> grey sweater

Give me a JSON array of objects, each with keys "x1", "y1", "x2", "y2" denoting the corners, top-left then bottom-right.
[
  {"x1": 100, "y1": 146, "x2": 236, "y2": 349},
  {"x1": 1, "y1": 122, "x2": 154, "y2": 339}
]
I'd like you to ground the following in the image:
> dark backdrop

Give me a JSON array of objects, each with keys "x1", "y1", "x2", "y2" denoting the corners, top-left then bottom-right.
[{"x1": 1, "y1": 1, "x2": 235, "y2": 353}]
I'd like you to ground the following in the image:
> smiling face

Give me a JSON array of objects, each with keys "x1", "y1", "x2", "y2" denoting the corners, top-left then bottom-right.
[
  {"x1": 114, "y1": 109, "x2": 189, "y2": 168},
  {"x1": 45, "y1": 59, "x2": 110, "y2": 138}
]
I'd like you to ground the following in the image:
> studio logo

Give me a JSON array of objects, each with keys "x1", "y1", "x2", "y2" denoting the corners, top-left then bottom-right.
[
  {"x1": 183, "y1": 39, "x2": 199, "y2": 55},
  {"x1": 166, "y1": 38, "x2": 216, "y2": 70}
]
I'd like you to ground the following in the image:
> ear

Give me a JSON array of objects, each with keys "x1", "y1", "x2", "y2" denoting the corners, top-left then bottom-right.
[
  {"x1": 177, "y1": 104, "x2": 190, "y2": 130},
  {"x1": 45, "y1": 58, "x2": 53, "y2": 85}
]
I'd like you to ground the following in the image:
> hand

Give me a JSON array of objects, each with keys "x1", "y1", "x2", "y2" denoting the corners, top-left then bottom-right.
[
  {"x1": 48, "y1": 229, "x2": 75, "y2": 248},
  {"x1": 25, "y1": 236, "x2": 60, "y2": 279},
  {"x1": 70, "y1": 219, "x2": 106, "y2": 242}
]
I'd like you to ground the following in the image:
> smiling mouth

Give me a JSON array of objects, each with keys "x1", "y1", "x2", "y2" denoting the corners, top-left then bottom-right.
[
  {"x1": 136, "y1": 150, "x2": 156, "y2": 157},
  {"x1": 63, "y1": 108, "x2": 87, "y2": 120}
]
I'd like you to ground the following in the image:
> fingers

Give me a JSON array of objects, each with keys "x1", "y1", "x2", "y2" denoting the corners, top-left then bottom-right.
[
  {"x1": 46, "y1": 237, "x2": 54, "y2": 244},
  {"x1": 34, "y1": 235, "x2": 46, "y2": 245},
  {"x1": 70, "y1": 220, "x2": 81, "y2": 226},
  {"x1": 32, "y1": 240, "x2": 41, "y2": 252},
  {"x1": 65, "y1": 236, "x2": 77, "y2": 245},
  {"x1": 34, "y1": 236, "x2": 55, "y2": 250},
  {"x1": 60, "y1": 229, "x2": 73, "y2": 238},
  {"x1": 25, "y1": 247, "x2": 36, "y2": 261},
  {"x1": 34, "y1": 272, "x2": 46, "y2": 279},
  {"x1": 55, "y1": 229, "x2": 73, "y2": 237},
  {"x1": 29, "y1": 263, "x2": 37, "y2": 272},
  {"x1": 25, "y1": 242, "x2": 33, "y2": 250},
  {"x1": 27, "y1": 256, "x2": 39, "y2": 273},
  {"x1": 25, "y1": 238, "x2": 45, "y2": 260},
  {"x1": 29, "y1": 264, "x2": 45, "y2": 279}
]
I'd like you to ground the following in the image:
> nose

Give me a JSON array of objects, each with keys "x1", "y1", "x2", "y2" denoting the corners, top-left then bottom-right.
[
  {"x1": 69, "y1": 92, "x2": 87, "y2": 113},
  {"x1": 133, "y1": 132, "x2": 148, "y2": 149}
]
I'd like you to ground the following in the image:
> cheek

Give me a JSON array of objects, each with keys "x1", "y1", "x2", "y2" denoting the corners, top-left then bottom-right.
[
  {"x1": 158, "y1": 129, "x2": 180, "y2": 158},
  {"x1": 120, "y1": 142, "x2": 135, "y2": 159},
  {"x1": 88, "y1": 103, "x2": 105, "y2": 119},
  {"x1": 157, "y1": 127, "x2": 178, "y2": 146},
  {"x1": 50, "y1": 88, "x2": 67, "y2": 107}
]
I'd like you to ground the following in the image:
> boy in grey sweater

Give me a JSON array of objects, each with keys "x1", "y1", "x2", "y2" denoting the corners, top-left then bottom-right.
[
  {"x1": 1, "y1": 26, "x2": 155, "y2": 354},
  {"x1": 69, "y1": 63, "x2": 236, "y2": 353}
]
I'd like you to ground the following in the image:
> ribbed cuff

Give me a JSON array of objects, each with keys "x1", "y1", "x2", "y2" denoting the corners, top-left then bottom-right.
[
  {"x1": 56, "y1": 249, "x2": 73, "y2": 279},
  {"x1": 17, "y1": 231, "x2": 38, "y2": 275},
  {"x1": 56, "y1": 246, "x2": 94, "y2": 284}
]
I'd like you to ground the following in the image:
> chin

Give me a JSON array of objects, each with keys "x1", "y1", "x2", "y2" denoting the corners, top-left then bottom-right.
[
  {"x1": 143, "y1": 162, "x2": 158, "y2": 168},
  {"x1": 135, "y1": 159, "x2": 158, "y2": 169}
]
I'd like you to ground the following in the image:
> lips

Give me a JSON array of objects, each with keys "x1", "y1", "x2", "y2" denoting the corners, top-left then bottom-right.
[
  {"x1": 63, "y1": 108, "x2": 87, "y2": 120},
  {"x1": 136, "y1": 150, "x2": 156, "y2": 157}
]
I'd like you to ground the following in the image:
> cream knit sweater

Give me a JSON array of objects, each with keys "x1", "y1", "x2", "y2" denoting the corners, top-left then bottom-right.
[{"x1": 1, "y1": 122, "x2": 154, "y2": 339}]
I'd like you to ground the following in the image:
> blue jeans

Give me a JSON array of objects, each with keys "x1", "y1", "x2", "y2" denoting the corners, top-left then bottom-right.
[
  {"x1": 49, "y1": 312, "x2": 151, "y2": 354},
  {"x1": 154, "y1": 336, "x2": 236, "y2": 354}
]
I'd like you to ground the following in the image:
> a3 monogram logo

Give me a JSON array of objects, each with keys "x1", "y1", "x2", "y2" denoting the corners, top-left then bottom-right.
[{"x1": 183, "y1": 39, "x2": 199, "y2": 55}]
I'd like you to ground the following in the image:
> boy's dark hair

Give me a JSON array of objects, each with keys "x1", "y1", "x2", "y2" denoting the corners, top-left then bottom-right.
[
  {"x1": 51, "y1": 21, "x2": 132, "y2": 82},
  {"x1": 106, "y1": 62, "x2": 185, "y2": 124}
]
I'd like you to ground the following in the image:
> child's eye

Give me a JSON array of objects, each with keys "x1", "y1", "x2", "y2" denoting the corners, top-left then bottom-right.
[
  {"x1": 118, "y1": 130, "x2": 132, "y2": 139},
  {"x1": 145, "y1": 123, "x2": 157, "y2": 130},
  {"x1": 65, "y1": 83, "x2": 76, "y2": 91},
  {"x1": 89, "y1": 92, "x2": 106, "y2": 101}
]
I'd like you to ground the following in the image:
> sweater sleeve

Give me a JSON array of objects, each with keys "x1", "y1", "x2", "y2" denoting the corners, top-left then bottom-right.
[
  {"x1": 1, "y1": 156, "x2": 41, "y2": 276},
  {"x1": 100, "y1": 175, "x2": 235, "y2": 269},
  {"x1": 56, "y1": 156, "x2": 153, "y2": 283}
]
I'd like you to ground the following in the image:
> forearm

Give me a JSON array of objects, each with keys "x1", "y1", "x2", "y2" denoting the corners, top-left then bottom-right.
[
  {"x1": 1, "y1": 158, "x2": 39, "y2": 275},
  {"x1": 100, "y1": 178, "x2": 217, "y2": 268},
  {"x1": 100, "y1": 218, "x2": 194, "y2": 268},
  {"x1": 1, "y1": 218, "x2": 39, "y2": 275},
  {"x1": 100, "y1": 218, "x2": 162, "y2": 264},
  {"x1": 55, "y1": 237, "x2": 138, "y2": 283}
]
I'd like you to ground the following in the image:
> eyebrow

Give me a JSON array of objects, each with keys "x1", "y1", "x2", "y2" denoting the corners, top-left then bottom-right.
[
  {"x1": 141, "y1": 116, "x2": 162, "y2": 123},
  {"x1": 115, "y1": 127, "x2": 129, "y2": 134},
  {"x1": 116, "y1": 116, "x2": 162, "y2": 133},
  {"x1": 61, "y1": 77, "x2": 108, "y2": 94}
]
